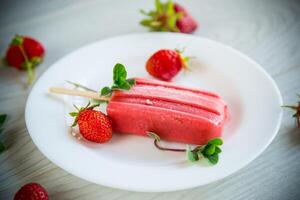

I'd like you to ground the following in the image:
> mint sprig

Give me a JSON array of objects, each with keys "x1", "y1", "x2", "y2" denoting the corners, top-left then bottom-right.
[
  {"x1": 187, "y1": 138, "x2": 223, "y2": 164},
  {"x1": 67, "y1": 63, "x2": 135, "y2": 104},
  {"x1": 101, "y1": 63, "x2": 135, "y2": 96},
  {"x1": 147, "y1": 131, "x2": 223, "y2": 165}
]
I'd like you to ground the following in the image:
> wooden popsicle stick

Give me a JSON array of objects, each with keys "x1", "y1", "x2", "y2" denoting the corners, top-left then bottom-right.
[{"x1": 49, "y1": 87, "x2": 109, "y2": 101}]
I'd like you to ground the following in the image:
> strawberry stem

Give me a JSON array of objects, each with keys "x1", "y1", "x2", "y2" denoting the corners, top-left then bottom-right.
[{"x1": 18, "y1": 45, "x2": 35, "y2": 84}]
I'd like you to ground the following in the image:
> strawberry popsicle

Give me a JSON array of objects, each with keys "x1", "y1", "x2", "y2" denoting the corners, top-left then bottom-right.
[{"x1": 107, "y1": 78, "x2": 228, "y2": 145}]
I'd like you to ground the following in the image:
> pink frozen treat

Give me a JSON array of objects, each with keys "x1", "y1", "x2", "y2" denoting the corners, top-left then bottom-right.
[{"x1": 106, "y1": 78, "x2": 227, "y2": 145}]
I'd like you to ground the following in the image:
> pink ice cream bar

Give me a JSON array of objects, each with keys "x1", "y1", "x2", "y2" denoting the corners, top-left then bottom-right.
[{"x1": 106, "y1": 78, "x2": 228, "y2": 145}]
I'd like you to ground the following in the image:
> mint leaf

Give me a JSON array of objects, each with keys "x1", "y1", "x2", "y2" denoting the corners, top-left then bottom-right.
[
  {"x1": 0, "y1": 114, "x2": 7, "y2": 126},
  {"x1": 208, "y1": 138, "x2": 223, "y2": 146},
  {"x1": 113, "y1": 63, "x2": 127, "y2": 84},
  {"x1": 110, "y1": 63, "x2": 135, "y2": 91},
  {"x1": 203, "y1": 144, "x2": 216, "y2": 156},
  {"x1": 101, "y1": 87, "x2": 112, "y2": 96},
  {"x1": 206, "y1": 153, "x2": 219, "y2": 164},
  {"x1": 127, "y1": 78, "x2": 136, "y2": 86},
  {"x1": 117, "y1": 81, "x2": 131, "y2": 90},
  {"x1": 187, "y1": 146, "x2": 199, "y2": 162},
  {"x1": 0, "y1": 142, "x2": 5, "y2": 154},
  {"x1": 215, "y1": 146, "x2": 222, "y2": 154}
]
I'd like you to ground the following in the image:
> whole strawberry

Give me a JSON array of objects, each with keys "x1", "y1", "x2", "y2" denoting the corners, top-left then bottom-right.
[
  {"x1": 140, "y1": 0, "x2": 198, "y2": 33},
  {"x1": 5, "y1": 35, "x2": 45, "y2": 84},
  {"x1": 146, "y1": 49, "x2": 188, "y2": 81},
  {"x1": 173, "y1": 3, "x2": 198, "y2": 33},
  {"x1": 70, "y1": 103, "x2": 113, "y2": 143},
  {"x1": 14, "y1": 183, "x2": 48, "y2": 200}
]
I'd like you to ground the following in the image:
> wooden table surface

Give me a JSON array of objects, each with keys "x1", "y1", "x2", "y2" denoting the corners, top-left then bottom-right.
[{"x1": 1, "y1": 0, "x2": 300, "y2": 199}]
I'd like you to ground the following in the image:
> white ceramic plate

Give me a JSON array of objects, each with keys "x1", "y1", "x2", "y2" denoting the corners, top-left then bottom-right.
[{"x1": 25, "y1": 33, "x2": 282, "y2": 192}]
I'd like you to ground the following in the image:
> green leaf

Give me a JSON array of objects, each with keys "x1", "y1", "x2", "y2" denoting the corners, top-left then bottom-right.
[
  {"x1": 206, "y1": 153, "x2": 219, "y2": 164},
  {"x1": 101, "y1": 87, "x2": 112, "y2": 96},
  {"x1": 166, "y1": 1, "x2": 174, "y2": 16},
  {"x1": 113, "y1": 63, "x2": 127, "y2": 84},
  {"x1": 167, "y1": 15, "x2": 176, "y2": 28},
  {"x1": 155, "y1": 0, "x2": 163, "y2": 14},
  {"x1": 11, "y1": 35, "x2": 23, "y2": 46},
  {"x1": 147, "y1": 131, "x2": 161, "y2": 142},
  {"x1": 140, "y1": 19, "x2": 154, "y2": 26},
  {"x1": 204, "y1": 144, "x2": 216, "y2": 156},
  {"x1": 0, "y1": 114, "x2": 7, "y2": 126},
  {"x1": 187, "y1": 146, "x2": 199, "y2": 162},
  {"x1": 150, "y1": 21, "x2": 163, "y2": 27},
  {"x1": 208, "y1": 138, "x2": 223, "y2": 146},
  {"x1": 91, "y1": 99, "x2": 108, "y2": 105},
  {"x1": 69, "y1": 112, "x2": 77, "y2": 117},
  {"x1": 127, "y1": 78, "x2": 136, "y2": 86},
  {"x1": 0, "y1": 142, "x2": 5, "y2": 154},
  {"x1": 215, "y1": 146, "x2": 222, "y2": 154},
  {"x1": 117, "y1": 81, "x2": 131, "y2": 90}
]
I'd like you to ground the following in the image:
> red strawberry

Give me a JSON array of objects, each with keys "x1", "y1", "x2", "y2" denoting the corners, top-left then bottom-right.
[
  {"x1": 140, "y1": 0, "x2": 198, "y2": 33},
  {"x1": 5, "y1": 35, "x2": 45, "y2": 84},
  {"x1": 146, "y1": 49, "x2": 188, "y2": 81},
  {"x1": 70, "y1": 103, "x2": 113, "y2": 143},
  {"x1": 14, "y1": 183, "x2": 49, "y2": 200},
  {"x1": 174, "y1": 3, "x2": 198, "y2": 33}
]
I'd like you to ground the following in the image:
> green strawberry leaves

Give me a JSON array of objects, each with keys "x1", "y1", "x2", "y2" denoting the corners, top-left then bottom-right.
[
  {"x1": 282, "y1": 94, "x2": 300, "y2": 128},
  {"x1": 69, "y1": 102, "x2": 99, "y2": 127},
  {"x1": 148, "y1": 131, "x2": 223, "y2": 165},
  {"x1": 140, "y1": 0, "x2": 182, "y2": 32},
  {"x1": 101, "y1": 63, "x2": 135, "y2": 97}
]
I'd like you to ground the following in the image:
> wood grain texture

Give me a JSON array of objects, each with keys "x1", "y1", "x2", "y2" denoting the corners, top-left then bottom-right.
[{"x1": 1, "y1": 0, "x2": 300, "y2": 199}]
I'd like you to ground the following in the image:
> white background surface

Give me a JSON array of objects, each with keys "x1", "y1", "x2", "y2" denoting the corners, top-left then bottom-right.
[{"x1": 0, "y1": 0, "x2": 300, "y2": 199}]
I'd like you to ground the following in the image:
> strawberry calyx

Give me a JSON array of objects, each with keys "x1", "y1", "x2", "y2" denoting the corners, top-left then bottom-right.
[
  {"x1": 282, "y1": 94, "x2": 300, "y2": 128},
  {"x1": 11, "y1": 35, "x2": 24, "y2": 46},
  {"x1": 69, "y1": 102, "x2": 100, "y2": 127},
  {"x1": 140, "y1": 0, "x2": 183, "y2": 32},
  {"x1": 175, "y1": 48, "x2": 190, "y2": 70}
]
